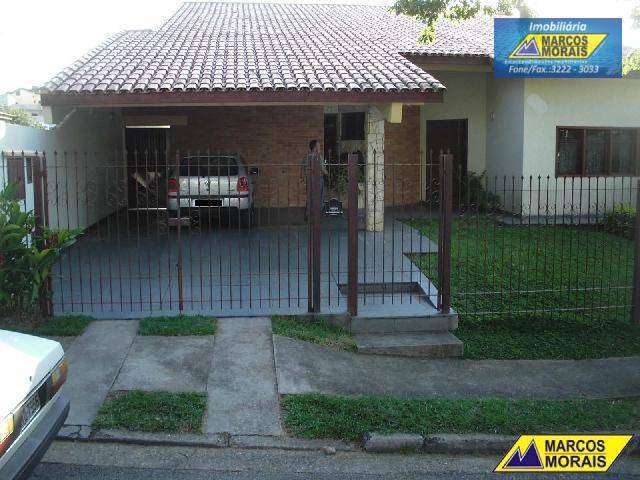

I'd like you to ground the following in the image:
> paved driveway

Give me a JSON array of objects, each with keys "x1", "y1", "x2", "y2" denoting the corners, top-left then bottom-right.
[{"x1": 52, "y1": 214, "x2": 439, "y2": 318}]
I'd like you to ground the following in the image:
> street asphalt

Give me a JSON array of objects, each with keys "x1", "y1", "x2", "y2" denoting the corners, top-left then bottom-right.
[
  {"x1": 33, "y1": 441, "x2": 640, "y2": 480},
  {"x1": 30, "y1": 462, "x2": 640, "y2": 480}
]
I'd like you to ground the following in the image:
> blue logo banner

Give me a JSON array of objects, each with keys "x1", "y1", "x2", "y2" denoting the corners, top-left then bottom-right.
[{"x1": 494, "y1": 18, "x2": 622, "y2": 78}]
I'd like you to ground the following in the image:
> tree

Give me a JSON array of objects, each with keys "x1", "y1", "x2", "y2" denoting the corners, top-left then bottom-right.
[
  {"x1": 5, "y1": 107, "x2": 42, "y2": 128},
  {"x1": 623, "y1": 50, "x2": 640, "y2": 75},
  {"x1": 392, "y1": 0, "x2": 534, "y2": 43}
]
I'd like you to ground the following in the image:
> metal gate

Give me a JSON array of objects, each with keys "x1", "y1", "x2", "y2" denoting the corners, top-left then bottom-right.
[{"x1": 2, "y1": 149, "x2": 453, "y2": 319}]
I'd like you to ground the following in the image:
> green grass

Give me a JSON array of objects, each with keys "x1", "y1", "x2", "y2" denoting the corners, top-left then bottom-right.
[
  {"x1": 272, "y1": 315, "x2": 356, "y2": 352},
  {"x1": 0, "y1": 314, "x2": 93, "y2": 336},
  {"x1": 93, "y1": 391, "x2": 207, "y2": 433},
  {"x1": 138, "y1": 315, "x2": 216, "y2": 336},
  {"x1": 407, "y1": 217, "x2": 639, "y2": 360},
  {"x1": 282, "y1": 394, "x2": 640, "y2": 442}
]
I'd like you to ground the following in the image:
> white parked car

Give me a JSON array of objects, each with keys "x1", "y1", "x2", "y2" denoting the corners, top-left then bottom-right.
[
  {"x1": 0, "y1": 331, "x2": 69, "y2": 480},
  {"x1": 168, "y1": 154, "x2": 256, "y2": 227}
]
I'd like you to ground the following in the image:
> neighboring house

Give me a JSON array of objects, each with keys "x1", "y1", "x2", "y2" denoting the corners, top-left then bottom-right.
[
  {"x1": 0, "y1": 88, "x2": 45, "y2": 124},
  {"x1": 7, "y1": 1, "x2": 640, "y2": 232}
]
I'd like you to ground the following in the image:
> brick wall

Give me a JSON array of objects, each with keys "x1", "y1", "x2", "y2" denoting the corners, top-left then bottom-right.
[
  {"x1": 384, "y1": 105, "x2": 421, "y2": 205},
  {"x1": 166, "y1": 106, "x2": 323, "y2": 207}
]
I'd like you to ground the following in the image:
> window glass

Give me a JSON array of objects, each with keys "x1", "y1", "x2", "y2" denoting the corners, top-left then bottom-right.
[
  {"x1": 557, "y1": 128, "x2": 582, "y2": 175},
  {"x1": 341, "y1": 112, "x2": 365, "y2": 141},
  {"x1": 611, "y1": 129, "x2": 636, "y2": 175},
  {"x1": 6, "y1": 157, "x2": 26, "y2": 200},
  {"x1": 585, "y1": 129, "x2": 608, "y2": 175}
]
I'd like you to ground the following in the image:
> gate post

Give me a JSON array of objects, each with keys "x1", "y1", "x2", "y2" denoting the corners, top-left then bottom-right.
[
  {"x1": 437, "y1": 150, "x2": 453, "y2": 314},
  {"x1": 347, "y1": 153, "x2": 358, "y2": 317},
  {"x1": 175, "y1": 152, "x2": 184, "y2": 312},
  {"x1": 633, "y1": 180, "x2": 640, "y2": 325},
  {"x1": 33, "y1": 154, "x2": 53, "y2": 316},
  {"x1": 308, "y1": 153, "x2": 322, "y2": 313}
]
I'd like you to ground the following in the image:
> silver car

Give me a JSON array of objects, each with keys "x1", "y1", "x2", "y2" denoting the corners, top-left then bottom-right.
[{"x1": 168, "y1": 155, "x2": 254, "y2": 226}]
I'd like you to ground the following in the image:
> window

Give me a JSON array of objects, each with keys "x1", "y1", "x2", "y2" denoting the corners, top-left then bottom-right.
[
  {"x1": 6, "y1": 156, "x2": 26, "y2": 200},
  {"x1": 341, "y1": 112, "x2": 365, "y2": 141},
  {"x1": 556, "y1": 127, "x2": 639, "y2": 176}
]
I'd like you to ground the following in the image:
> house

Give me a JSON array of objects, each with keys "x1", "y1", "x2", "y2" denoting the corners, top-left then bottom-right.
[
  {"x1": 0, "y1": 88, "x2": 45, "y2": 124},
  {"x1": 33, "y1": 3, "x2": 639, "y2": 226},
  {"x1": 1, "y1": 1, "x2": 638, "y2": 318}
]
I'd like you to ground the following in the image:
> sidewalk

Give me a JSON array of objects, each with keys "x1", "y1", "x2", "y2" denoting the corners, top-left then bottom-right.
[
  {"x1": 58, "y1": 318, "x2": 640, "y2": 442},
  {"x1": 274, "y1": 335, "x2": 640, "y2": 399}
]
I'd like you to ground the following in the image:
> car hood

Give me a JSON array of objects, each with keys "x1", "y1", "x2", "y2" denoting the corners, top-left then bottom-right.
[{"x1": 0, "y1": 330, "x2": 64, "y2": 416}]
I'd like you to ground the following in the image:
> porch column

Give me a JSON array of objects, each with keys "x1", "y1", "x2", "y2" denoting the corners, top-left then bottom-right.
[{"x1": 365, "y1": 106, "x2": 385, "y2": 232}]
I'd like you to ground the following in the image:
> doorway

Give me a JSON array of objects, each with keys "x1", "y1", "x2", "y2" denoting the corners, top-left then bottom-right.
[{"x1": 426, "y1": 119, "x2": 468, "y2": 203}]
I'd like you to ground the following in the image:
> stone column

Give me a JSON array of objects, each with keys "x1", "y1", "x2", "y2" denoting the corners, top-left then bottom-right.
[{"x1": 365, "y1": 106, "x2": 385, "y2": 232}]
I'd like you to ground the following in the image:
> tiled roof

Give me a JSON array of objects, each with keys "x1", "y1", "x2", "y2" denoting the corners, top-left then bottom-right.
[
  {"x1": 43, "y1": 2, "x2": 454, "y2": 96},
  {"x1": 400, "y1": 16, "x2": 494, "y2": 58}
]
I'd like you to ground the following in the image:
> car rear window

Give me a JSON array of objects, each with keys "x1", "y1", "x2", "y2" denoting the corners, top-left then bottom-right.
[{"x1": 179, "y1": 156, "x2": 239, "y2": 176}]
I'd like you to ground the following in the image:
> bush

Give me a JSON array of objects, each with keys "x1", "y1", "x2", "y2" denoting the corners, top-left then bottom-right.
[
  {"x1": 0, "y1": 184, "x2": 82, "y2": 315},
  {"x1": 602, "y1": 203, "x2": 635, "y2": 239},
  {"x1": 459, "y1": 171, "x2": 501, "y2": 212}
]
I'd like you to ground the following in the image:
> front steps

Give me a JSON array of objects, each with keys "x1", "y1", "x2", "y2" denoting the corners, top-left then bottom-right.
[
  {"x1": 350, "y1": 312, "x2": 463, "y2": 358},
  {"x1": 354, "y1": 332, "x2": 463, "y2": 358}
]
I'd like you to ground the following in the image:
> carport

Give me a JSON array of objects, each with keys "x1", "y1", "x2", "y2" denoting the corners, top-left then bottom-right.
[{"x1": 35, "y1": 1, "x2": 454, "y2": 321}]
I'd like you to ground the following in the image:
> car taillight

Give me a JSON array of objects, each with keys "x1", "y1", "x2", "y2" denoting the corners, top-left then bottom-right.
[
  {"x1": 0, "y1": 413, "x2": 14, "y2": 456},
  {"x1": 237, "y1": 176, "x2": 249, "y2": 193},
  {"x1": 168, "y1": 178, "x2": 178, "y2": 195},
  {"x1": 50, "y1": 359, "x2": 68, "y2": 397}
]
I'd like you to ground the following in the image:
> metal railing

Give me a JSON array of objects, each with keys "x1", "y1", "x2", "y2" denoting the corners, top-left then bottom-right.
[{"x1": 1, "y1": 148, "x2": 637, "y2": 324}]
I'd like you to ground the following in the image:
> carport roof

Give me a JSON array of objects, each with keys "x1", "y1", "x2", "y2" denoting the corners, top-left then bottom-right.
[{"x1": 41, "y1": 2, "x2": 455, "y2": 105}]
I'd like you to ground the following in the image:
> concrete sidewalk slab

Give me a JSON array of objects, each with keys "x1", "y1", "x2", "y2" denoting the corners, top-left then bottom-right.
[
  {"x1": 113, "y1": 335, "x2": 214, "y2": 392},
  {"x1": 63, "y1": 320, "x2": 139, "y2": 426},
  {"x1": 274, "y1": 335, "x2": 640, "y2": 399},
  {"x1": 205, "y1": 317, "x2": 283, "y2": 435}
]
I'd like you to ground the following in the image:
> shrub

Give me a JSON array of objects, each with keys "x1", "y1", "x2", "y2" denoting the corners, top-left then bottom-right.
[
  {"x1": 602, "y1": 203, "x2": 635, "y2": 239},
  {"x1": 0, "y1": 184, "x2": 82, "y2": 315},
  {"x1": 460, "y1": 171, "x2": 501, "y2": 212}
]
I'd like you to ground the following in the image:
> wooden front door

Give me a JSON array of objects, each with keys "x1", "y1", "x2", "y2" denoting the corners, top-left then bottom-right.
[{"x1": 426, "y1": 119, "x2": 468, "y2": 203}]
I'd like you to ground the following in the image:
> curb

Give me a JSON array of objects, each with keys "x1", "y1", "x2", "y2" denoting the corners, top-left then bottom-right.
[
  {"x1": 364, "y1": 432, "x2": 640, "y2": 456},
  {"x1": 56, "y1": 428, "x2": 640, "y2": 457},
  {"x1": 57, "y1": 428, "x2": 358, "y2": 453}
]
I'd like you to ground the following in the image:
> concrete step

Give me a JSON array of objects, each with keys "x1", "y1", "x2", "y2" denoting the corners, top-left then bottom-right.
[
  {"x1": 350, "y1": 313, "x2": 458, "y2": 334},
  {"x1": 354, "y1": 332, "x2": 463, "y2": 358}
]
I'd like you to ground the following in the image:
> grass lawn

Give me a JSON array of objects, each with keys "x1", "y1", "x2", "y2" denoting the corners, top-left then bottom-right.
[
  {"x1": 93, "y1": 390, "x2": 206, "y2": 433},
  {"x1": 282, "y1": 394, "x2": 640, "y2": 442},
  {"x1": 138, "y1": 315, "x2": 216, "y2": 336},
  {"x1": 272, "y1": 315, "x2": 356, "y2": 352},
  {"x1": 0, "y1": 314, "x2": 93, "y2": 336},
  {"x1": 408, "y1": 217, "x2": 638, "y2": 360}
]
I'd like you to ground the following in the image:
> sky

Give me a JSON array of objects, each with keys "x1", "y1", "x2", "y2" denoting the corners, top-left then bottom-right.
[{"x1": 0, "y1": 0, "x2": 638, "y2": 93}]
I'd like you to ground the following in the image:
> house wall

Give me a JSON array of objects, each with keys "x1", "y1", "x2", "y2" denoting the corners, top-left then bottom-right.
[
  {"x1": 385, "y1": 105, "x2": 421, "y2": 205},
  {"x1": 161, "y1": 106, "x2": 324, "y2": 208},
  {"x1": 484, "y1": 77, "x2": 526, "y2": 211},
  {"x1": 0, "y1": 108, "x2": 124, "y2": 229},
  {"x1": 421, "y1": 71, "x2": 488, "y2": 176},
  {"x1": 521, "y1": 77, "x2": 640, "y2": 215}
]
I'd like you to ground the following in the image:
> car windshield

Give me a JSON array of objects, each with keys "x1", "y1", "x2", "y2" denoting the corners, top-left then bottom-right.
[{"x1": 179, "y1": 156, "x2": 239, "y2": 177}]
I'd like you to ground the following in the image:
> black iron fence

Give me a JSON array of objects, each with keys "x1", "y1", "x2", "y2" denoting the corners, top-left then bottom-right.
[
  {"x1": 411, "y1": 160, "x2": 639, "y2": 324},
  {"x1": 1, "y1": 148, "x2": 638, "y2": 324}
]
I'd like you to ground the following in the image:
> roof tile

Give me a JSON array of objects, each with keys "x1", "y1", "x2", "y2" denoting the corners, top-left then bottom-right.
[{"x1": 42, "y1": 2, "x2": 495, "y2": 96}]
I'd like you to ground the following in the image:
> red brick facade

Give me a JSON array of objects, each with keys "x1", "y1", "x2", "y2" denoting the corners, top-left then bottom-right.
[
  {"x1": 126, "y1": 104, "x2": 421, "y2": 208},
  {"x1": 384, "y1": 105, "x2": 422, "y2": 205}
]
